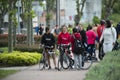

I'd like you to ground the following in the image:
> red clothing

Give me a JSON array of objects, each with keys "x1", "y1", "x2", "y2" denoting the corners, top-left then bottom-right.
[
  {"x1": 86, "y1": 30, "x2": 97, "y2": 45},
  {"x1": 57, "y1": 32, "x2": 71, "y2": 44},
  {"x1": 97, "y1": 25, "x2": 105, "y2": 40},
  {"x1": 71, "y1": 33, "x2": 82, "y2": 52}
]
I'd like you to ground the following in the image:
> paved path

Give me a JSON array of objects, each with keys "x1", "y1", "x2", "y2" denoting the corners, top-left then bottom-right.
[
  {"x1": 1, "y1": 64, "x2": 88, "y2": 80},
  {"x1": 1, "y1": 50, "x2": 99, "y2": 80}
]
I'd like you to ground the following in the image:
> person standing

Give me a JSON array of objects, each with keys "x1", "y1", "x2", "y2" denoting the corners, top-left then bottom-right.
[
  {"x1": 39, "y1": 24, "x2": 44, "y2": 36},
  {"x1": 71, "y1": 28, "x2": 82, "y2": 69},
  {"x1": 41, "y1": 27, "x2": 57, "y2": 69},
  {"x1": 54, "y1": 25, "x2": 61, "y2": 38},
  {"x1": 57, "y1": 25, "x2": 71, "y2": 67},
  {"x1": 97, "y1": 20, "x2": 105, "y2": 60},
  {"x1": 100, "y1": 20, "x2": 116, "y2": 56},
  {"x1": 86, "y1": 26, "x2": 97, "y2": 57}
]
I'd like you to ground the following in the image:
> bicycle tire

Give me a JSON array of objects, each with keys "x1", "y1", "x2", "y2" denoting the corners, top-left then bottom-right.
[
  {"x1": 62, "y1": 54, "x2": 69, "y2": 69},
  {"x1": 80, "y1": 51, "x2": 93, "y2": 70},
  {"x1": 57, "y1": 54, "x2": 69, "y2": 70},
  {"x1": 39, "y1": 58, "x2": 45, "y2": 70}
]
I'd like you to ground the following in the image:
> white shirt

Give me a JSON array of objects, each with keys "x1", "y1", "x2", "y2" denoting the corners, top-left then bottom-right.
[{"x1": 100, "y1": 27, "x2": 116, "y2": 44}]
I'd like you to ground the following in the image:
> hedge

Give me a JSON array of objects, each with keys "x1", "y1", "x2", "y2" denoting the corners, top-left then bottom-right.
[
  {"x1": 0, "y1": 34, "x2": 41, "y2": 47},
  {"x1": 0, "y1": 51, "x2": 42, "y2": 67},
  {"x1": 14, "y1": 44, "x2": 43, "y2": 53},
  {"x1": 85, "y1": 50, "x2": 120, "y2": 80}
]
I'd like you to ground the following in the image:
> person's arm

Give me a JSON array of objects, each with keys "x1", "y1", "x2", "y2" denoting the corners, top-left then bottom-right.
[{"x1": 99, "y1": 31, "x2": 104, "y2": 43}]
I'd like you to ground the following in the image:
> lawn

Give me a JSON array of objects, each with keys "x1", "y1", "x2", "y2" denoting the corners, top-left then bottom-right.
[{"x1": 0, "y1": 70, "x2": 18, "y2": 79}]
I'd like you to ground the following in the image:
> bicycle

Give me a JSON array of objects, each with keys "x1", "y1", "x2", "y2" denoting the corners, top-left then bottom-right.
[
  {"x1": 75, "y1": 45, "x2": 93, "y2": 70},
  {"x1": 39, "y1": 45, "x2": 55, "y2": 70},
  {"x1": 57, "y1": 44, "x2": 74, "y2": 71}
]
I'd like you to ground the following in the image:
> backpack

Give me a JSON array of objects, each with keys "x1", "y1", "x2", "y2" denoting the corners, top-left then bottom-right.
[{"x1": 73, "y1": 35, "x2": 84, "y2": 54}]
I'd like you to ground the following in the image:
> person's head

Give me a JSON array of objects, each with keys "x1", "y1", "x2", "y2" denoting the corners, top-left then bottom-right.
[
  {"x1": 68, "y1": 24, "x2": 72, "y2": 28},
  {"x1": 45, "y1": 27, "x2": 50, "y2": 33},
  {"x1": 87, "y1": 24, "x2": 92, "y2": 31},
  {"x1": 61, "y1": 25, "x2": 67, "y2": 33},
  {"x1": 76, "y1": 23, "x2": 79, "y2": 26},
  {"x1": 72, "y1": 28, "x2": 77, "y2": 33},
  {"x1": 100, "y1": 20, "x2": 105, "y2": 25},
  {"x1": 105, "y1": 20, "x2": 111, "y2": 28}
]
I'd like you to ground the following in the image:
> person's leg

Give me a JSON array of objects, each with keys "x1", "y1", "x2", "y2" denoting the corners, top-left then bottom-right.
[
  {"x1": 45, "y1": 49, "x2": 51, "y2": 69},
  {"x1": 52, "y1": 53, "x2": 57, "y2": 69},
  {"x1": 59, "y1": 48, "x2": 64, "y2": 67},
  {"x1": 73, "y1": 53, "x2": 78, "y2": 69}
]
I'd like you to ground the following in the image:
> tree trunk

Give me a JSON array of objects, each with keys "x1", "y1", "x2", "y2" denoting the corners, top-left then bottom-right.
[{"x1": 8, "y1": 2, "x2": 13, "y2": 53}]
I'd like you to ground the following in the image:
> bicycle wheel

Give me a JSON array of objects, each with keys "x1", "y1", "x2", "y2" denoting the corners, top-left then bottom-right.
[
  {"x1": 62, "y1": 54, "x2": 69, "y2": 69},
  {"x1": 57, "y1": 54, "x2": 69, "y2": 70},
  {"x1": 39, "y1": 58, "x2": 45, "y2": 70},
  {"x1": 80, "y1": 51, "x2": 92, "y2": 70},
  {"x1": 57, "y1": 56, "x2": 62, "y2": 71}
]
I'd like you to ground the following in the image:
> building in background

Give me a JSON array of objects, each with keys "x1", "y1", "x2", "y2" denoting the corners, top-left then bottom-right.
[{"x1": 3, "y1": 0, "x2": 102, "y2": 34}]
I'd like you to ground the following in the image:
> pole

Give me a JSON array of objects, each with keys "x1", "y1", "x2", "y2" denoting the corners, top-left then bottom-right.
[
  {"x1": 56, "y1": 0, "x2": 60, "y2": 27},
  {"x1": 17, "y1": 0, "x2": 21, "y2": 34}
]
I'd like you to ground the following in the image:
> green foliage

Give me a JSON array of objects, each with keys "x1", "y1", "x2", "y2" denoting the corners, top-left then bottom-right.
[
  {"x1": 0, "y1": 70, "x2": 18, "y2": 79},
  {"x1": 93, "y1": 16, "x2": 100, "y2": 25},
  {"x1": 85, "y1": 50, "x2": 120, "y2": 80},
  {"x1": 14, "y1": 44, "x2": 43, "y2": 53},
  {"x1": 108, "y1": 14, "x2": 120, "y2": 25},
  {"x1": 0, "y1": 34, "x2": 41, "y2": 47},
  {"x1": 0, "y1": 51, "x2": 41, "y2": 67}
]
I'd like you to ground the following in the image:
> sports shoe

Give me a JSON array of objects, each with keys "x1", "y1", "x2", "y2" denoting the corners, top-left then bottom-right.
[
  {"x1": 55, "y1": 67, "x2": 58, "y2": 70},
  {"x1": 48, "y1": 66, "x2": 51, "y2": 70}
]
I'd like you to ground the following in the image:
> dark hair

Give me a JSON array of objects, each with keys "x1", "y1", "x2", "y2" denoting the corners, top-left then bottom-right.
[
  {"x1": 76, "y1": 23, "x2": 79, "y2": 26},
  {"x1": 87, "y1": 24, "x2": 92, "y2": 31},
  {"x1": 45, "y1": 27, "x2": 50, "y2": 32},
  {"x1": 73, "y1": 28, "x2": 77, "y2": 33},
  {"x1": 61, "y1": 25, "x2": 67, "y2": 29},
  {"x1": 100, "y1": 20, "x2": 105, "y2": 25},
  {"x1": 106, "y1": 20, "x2": 111, "y2": 28}
]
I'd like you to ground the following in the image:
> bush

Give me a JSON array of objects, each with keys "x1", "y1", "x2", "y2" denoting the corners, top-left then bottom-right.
[
  {"x1": 14, "y1": 44, "x2": 43, "y2": 53},
  {"x1": 85, "y1": 50, "x2": 120, "y2": 80},
  {"x1": 0, "y1": 51, "x2": 42, "y2": 67},
  {"x1": 0, "y1": 34, "x2": 8, "y2": 47},
  {"x1": 93, "y1": 16, "x2": 100, "y2": 25},
  {"x1": 0, "y1": 34, "x2": 41, "y2": 47}
]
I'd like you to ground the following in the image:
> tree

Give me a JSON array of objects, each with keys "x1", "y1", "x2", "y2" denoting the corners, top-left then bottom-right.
[
  {"x1": 8, "y1": 0, "x2": 17, "y2": 53},
  {"x1": 74, "y1": 0, "x2": 86, "y2": 25},
  {"x1": 0, "y1": 0, "x2": 9, "y2": 28},
  {"x1": 20, "y1": 0, "x2": 34, "y2": 46},
  {"x1": 46, "y1": 0, "x2": 55, "y2": 27},
  {"x1": 102, "y1": 0, "x2": 120, "y2": 19}
]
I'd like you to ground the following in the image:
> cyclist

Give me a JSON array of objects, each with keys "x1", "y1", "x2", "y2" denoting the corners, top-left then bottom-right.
[
  {"x1": 71, "y1": 28, "x2": 82, "y2": 69},
  {"x1": 57, "y1": 25, "x2": 71, "y2": 68},
  {"x1": 41, "y1": 27, "x2": 57, "y2": 69}
]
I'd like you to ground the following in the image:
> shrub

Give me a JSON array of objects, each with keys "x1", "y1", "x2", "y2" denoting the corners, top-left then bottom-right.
[
  {"x1": 0, "y1": 51, "x2": 42, "y2": 67},
  {"x1": 0, "y1": 34, "x2": 41, "y2": 47},
  {"x1": 14, "y1": 44, "x2": 43, "y2": 53},
  {"x1": 85, "y1": 50, "x2": 120, "y2": 80},
  {"x1": 93, "y1": 16, "x2": 100, "y2": 25},
  {"x1": 0, "y1": 34, "x2": 8, "y2": 47}
]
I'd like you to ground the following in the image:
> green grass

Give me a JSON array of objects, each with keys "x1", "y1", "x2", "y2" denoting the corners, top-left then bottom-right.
[{"x1": 0, "y1": 70, "x2": 18, "y2": 79}]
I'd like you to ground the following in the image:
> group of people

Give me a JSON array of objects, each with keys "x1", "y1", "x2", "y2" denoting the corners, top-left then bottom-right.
[{"x1": 40, "y1": 19, "x2": 117, "y2": 70}]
